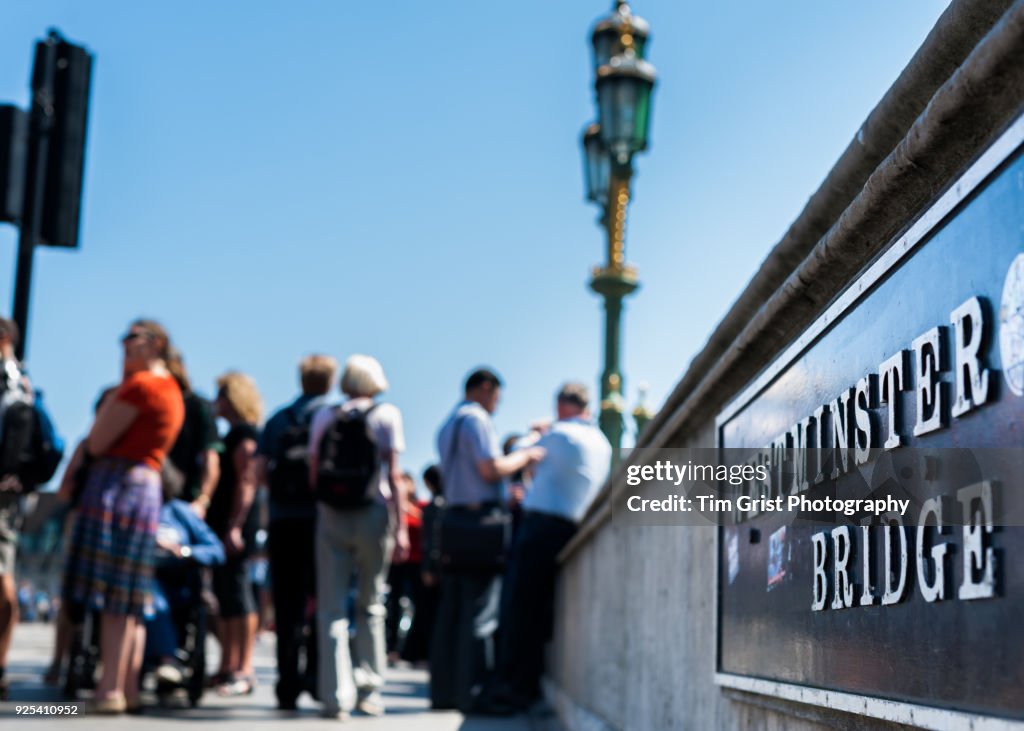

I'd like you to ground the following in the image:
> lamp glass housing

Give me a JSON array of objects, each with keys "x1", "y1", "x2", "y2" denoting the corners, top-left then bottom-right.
[
  {"x1": 633, "y1": 36, "x2": 648, "y2": 59},
  {"x1": 596, "y1": 64, "x2": 654, "y2": 162},
  {"x1": 592, "y1": 29, "x2": 618, "y2": 73},
  {"x1": 582, "y1": 125, "x2": 610, "y2": 206}
]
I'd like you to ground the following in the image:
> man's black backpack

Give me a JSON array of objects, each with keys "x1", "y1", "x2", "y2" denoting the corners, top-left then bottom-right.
[
  {"x1": 5, "y1": 395, "x2": 64, "y2": 491},
  {"x1": 268, "y1": 404, "x2": 316, "y2": 505},
  {"x1": 315, "y1": 404, "x2": 380, "y2": 509}
]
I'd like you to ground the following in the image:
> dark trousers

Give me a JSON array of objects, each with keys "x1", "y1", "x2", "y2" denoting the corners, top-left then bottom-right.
[
  {"x1": 385, "y1": 562, "x2": 418, "y2": 655},
  {"x1": 268, "y1": 517, "x2": 317, "y2": 705},
  {"x1": 402, "y1": 577, "x2": 438, "y2": 663},
  {"x1": 430, "y1": 570, "x2": 501, "y2": 711},
  {"x1": 496, "y1": 511, "x2": 577, "y2": 702}
]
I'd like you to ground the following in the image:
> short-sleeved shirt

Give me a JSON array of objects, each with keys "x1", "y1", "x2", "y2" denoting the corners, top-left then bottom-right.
[
  {"x1": 436, "y1": 400, "x2": 502, "y2": 506},
  {"x1": 206, "y1": 422, "x2": 261, "y2": 541},
  {"x1": 258, "y1": 393, "x2": 337, "y2": 460},
  {"x1": 405, "y1": 501, "x2": 424, "y2": 564},
  {"x1": 168, "y1": 392, "x2": 220, "y2": 502},
  {"x1": 106, "y1": 371, "x2": 185, "y2": 471},
  {"x1": 309, "y1": 397, "x2": 404, "y2": 502},
  {"x1": 521, "y1": 417, "x2": 611, "y2": 523}
]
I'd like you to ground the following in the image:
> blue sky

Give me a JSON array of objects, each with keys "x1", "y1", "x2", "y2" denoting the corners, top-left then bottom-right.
[{"x1": 0, "y1": 0, "x2": 949, "y2": 481}]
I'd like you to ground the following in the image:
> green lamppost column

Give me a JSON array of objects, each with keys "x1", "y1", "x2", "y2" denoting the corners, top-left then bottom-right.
[
  {"x1": 590, "y1": 166, "x2": 639, "y2": 457},
  {"x1": 591, "y1": 268, "x2": 638, "y2": 453},
  {"x1": 582, "y1": 0, "x2": 656, "y2": 459}
]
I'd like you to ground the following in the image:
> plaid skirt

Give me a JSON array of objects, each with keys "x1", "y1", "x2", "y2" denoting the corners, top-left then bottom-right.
[{"x1": 64, "y1": 459, "x2": 161, "y2": 618}]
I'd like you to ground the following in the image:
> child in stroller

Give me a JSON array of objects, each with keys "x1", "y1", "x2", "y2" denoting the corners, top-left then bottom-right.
[{"x1": 145, "y1": 487, "x2": 225, "y2": 705}]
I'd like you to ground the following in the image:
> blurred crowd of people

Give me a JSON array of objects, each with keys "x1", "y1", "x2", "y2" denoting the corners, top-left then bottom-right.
[
  {"x1": 15, "y1": 579, "x2": 56, "y2": 624},
  {"x1": 0, "y1": 317, "x2": 612, "y2": 719}
]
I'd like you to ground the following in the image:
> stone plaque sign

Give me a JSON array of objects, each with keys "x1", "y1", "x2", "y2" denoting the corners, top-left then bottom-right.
[{"x1": 715, "y1": 120, "x2": 1024, "y2": 724}]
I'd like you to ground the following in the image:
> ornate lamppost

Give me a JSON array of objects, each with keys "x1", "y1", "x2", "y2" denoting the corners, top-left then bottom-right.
[{"x1": 582, "y1": 0, "x2": 656, "y2": 457}]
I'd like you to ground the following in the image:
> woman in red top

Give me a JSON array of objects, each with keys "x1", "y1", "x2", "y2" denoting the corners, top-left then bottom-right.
[
  {"x1": 385, "y1": 473, "x2": 423, "y2": 661},
  {"x1": 63, "y1": 319, "x2": 185, "y2": 713}
]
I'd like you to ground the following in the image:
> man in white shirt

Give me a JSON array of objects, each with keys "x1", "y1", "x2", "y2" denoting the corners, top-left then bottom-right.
[{"x1": 477, "y1": 382, "x2": 610, "y2": 715}]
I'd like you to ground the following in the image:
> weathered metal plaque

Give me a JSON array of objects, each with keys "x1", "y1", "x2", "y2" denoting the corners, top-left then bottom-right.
[{"x1": 715, "y1": 121, "x2": 1024, "y2": 724}]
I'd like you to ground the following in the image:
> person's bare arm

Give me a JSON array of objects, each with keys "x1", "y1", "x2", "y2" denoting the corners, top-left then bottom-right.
[
  {"x1": 56, "y1": 441, "x2": 88, "y2": 503},
  {"x1": 477, "y1": 447, "x2": 544, "y2": 483},
  {"x1": 191, "y1": 448, "x2": 221, "y2": 518},
  {"x1": 226, "y1": 438, "x2": 258, "y2": 556},
  {"x1": 254, "y1": 454, "x2": 268, "y2": 489},
  {"x1": 87, "y1": 399, "x2": 139, "y2": 457},
  {"x1": 384, "y1": 448, "x2": 410, "y2": 561}
]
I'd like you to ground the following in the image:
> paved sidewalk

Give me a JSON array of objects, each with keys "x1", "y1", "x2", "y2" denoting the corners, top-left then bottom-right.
[{"x1": 0, "y1": 622, "x2": 553, "y2": 730}]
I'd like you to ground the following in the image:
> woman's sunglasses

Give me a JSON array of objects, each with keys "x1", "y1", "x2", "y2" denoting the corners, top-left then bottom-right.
[{"x1": 120, "y1": 331, "x2": 151, "y2": 344}]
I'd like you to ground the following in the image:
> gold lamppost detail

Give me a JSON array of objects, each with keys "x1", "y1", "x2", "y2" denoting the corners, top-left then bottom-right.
[
  {"x1": 633, "y1": 381, "x2": 654, "y2": 437},
  {"x1": 582, "y1": 0, "x2": 656, "y2": 460}
]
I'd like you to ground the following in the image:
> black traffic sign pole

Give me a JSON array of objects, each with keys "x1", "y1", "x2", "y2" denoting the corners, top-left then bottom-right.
[{"x1": 12, "y1": 36, "x2": 57, "y2": 362}]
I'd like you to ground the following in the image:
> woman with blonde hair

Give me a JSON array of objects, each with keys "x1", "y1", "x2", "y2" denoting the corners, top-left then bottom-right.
[
  {"x1": 308, "y1": 354, "x2": 409, "y2": 719},
  {"x1": 206, "y1": 371, "x2": 263, "y2": 696},
  {"x1": 63, "y1": 319, "x2": 185, "y2": 713}
]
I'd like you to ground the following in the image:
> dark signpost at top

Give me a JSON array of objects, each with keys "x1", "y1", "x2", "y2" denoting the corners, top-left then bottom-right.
[
  {"x1": 0, "y1": 30, "x2": 93, "y2": 360},
  {"x1": 38, "y1": 35, "x2": 92, "y2": 249}
]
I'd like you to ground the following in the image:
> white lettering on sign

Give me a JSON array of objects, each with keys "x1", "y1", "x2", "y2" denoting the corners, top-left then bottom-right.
[
  {"x1": 811, "y1": 532, "x2": 828, "y2": 612},
  {"x1": 916, "y1": 497, "x2": 949, "y2": 603},
  {"x1": 951, "y1": 297, "x2": 990, "y2": 418},
  {"x1": 859, "y1": 524, "x2": 875, "y2": 606},
  {"x1": 912, "y1": 327, "x2": 945, "y2": 436},
  {"x1": 790, "y1": 416, "x2": 811, "y2": 495},
  {"x1": 810, "y1": 483, "x2": 1000, "y2": 611},
  {"x1": 958, "y1": 481, "x2": 996, "y2": 600},
  {"x1": 829, "y1": 388, "x2": 854, "y2": 480},
  {"x1": 831, "y1": 526, "x2": 854, "y2": 610},
  {"x1": 853, "y1": 375, "x2": 876, "y2": 466},
  {"x1": 721, "y1": 293, "x2": 1003, "y2": 614},
  {"x1": 879, "y1": 351, "x2": 908, "y2": 450},
  {"x1": 758, "y1": 297, "x2": 991, "y2": 497},
  {"x1": 881, "y1": 521, "x2": 909, "y2": 606},
  {"x1": 812, "y1": 405, "x2": 828, "y2": 486}
]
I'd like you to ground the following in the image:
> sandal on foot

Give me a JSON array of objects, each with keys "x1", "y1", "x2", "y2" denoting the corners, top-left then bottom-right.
[
  {"x1": 206, "y1": 670, "x2": 230, "y2": 688},
  {"x1": 216, "y1": 675, "x2": 255, "y2": 697},
  {"x1": 89, "y1": 695, "x2": 126, "y2": 715}
]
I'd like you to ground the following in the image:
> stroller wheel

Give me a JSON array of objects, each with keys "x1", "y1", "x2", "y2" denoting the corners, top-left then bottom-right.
[
  {"x1": 64, "y1": 611, "x2": 99, "y2": 699},
  {"x1": 185, "y1": 612, "x2": 207, "y2": 707},
  {"x1": 187, "y1": 673, "x2": 204, "y2": 707}
]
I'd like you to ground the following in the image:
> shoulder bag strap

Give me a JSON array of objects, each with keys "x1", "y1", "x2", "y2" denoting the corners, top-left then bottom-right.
[{"x1": 444, "y1": 413, "x2": 466, "y2": 468}]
